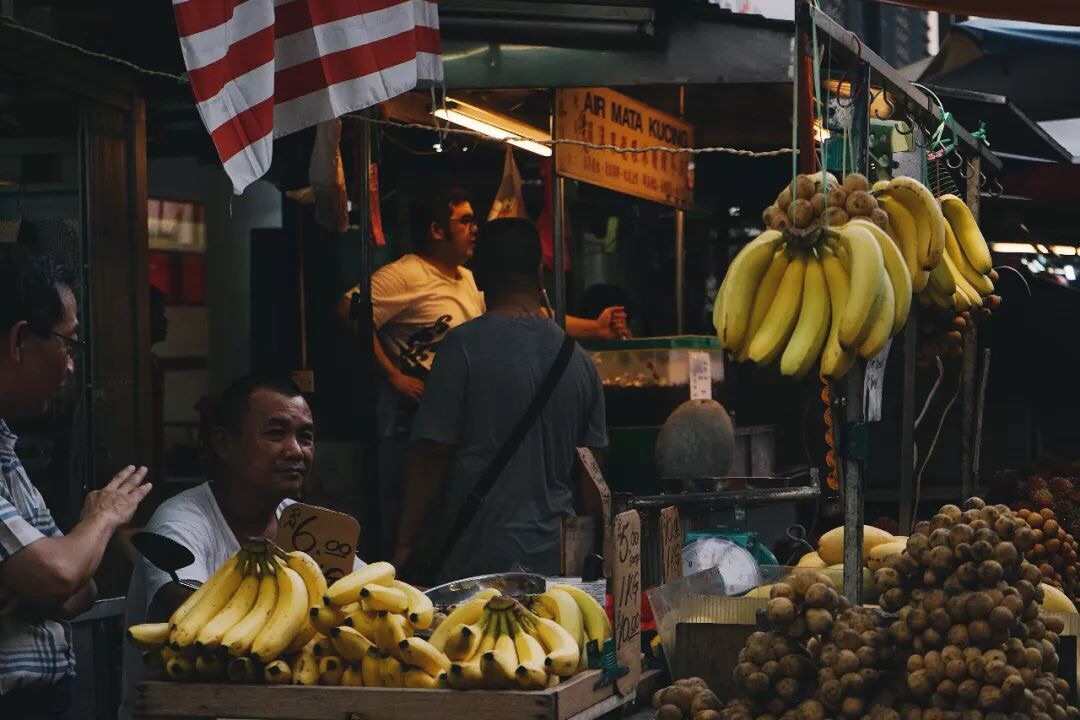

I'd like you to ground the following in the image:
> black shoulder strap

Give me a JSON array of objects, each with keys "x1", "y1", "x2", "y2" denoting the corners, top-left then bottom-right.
[{"x1": 426, "y1": 333, "x2": 577, "y2": 578}]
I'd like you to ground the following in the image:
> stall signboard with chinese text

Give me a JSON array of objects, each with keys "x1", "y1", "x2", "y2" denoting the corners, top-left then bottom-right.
[
  {"x1": 276, "y1": 503, "x2": 360, "y2": 583},
  {"x1": 613, "y1": 509, "x2": 642, "y2": 695},
  {"x1": 555, "y1": 88, "x2": 694, "y2": 210}
]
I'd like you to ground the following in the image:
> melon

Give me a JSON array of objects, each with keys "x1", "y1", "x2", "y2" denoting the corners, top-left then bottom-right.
[
  {"x1": 796, "y1": 552, "x2": 827, "y2": 569},
  {"x1": 817, "y1": 525, "x2": 895, "y2": 565},
  {"x1": 867, "y1": 541, "x2": 907, "y2": 572},
  {"x1": 823, "y1": 564, "x2": 878, "y2": 605},
  {"x1": 1039, "y1": 583, "x2": 1078, "y2": 614},
  {"x1": 745, "y1": 584, "x2": 773, "y2": 599},
  {"x1": 654, "y1": 399, "x2": 735, "y2": 480}
]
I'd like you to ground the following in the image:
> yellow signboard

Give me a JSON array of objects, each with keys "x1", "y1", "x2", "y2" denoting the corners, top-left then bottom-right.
[{"x1": 555, "y1": 88, "x2": 694, "y2": 210}]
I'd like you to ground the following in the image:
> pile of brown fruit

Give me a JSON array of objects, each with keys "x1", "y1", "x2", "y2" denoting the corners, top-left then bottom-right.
[
  {"x1": 762, "y1": 173, "x2": 888, "y2": 233},
  {"x1": 876, "y1": 498, "x2": 1080, "y2": 719},
  {"x1": 1014, "y1": 507, "x2": 1080, "y2": 601},
  {"x1": 653, "y1": 677, "x2": 723, "y2": 720},
  {"x1": 813, "y1": 606, "x2": 900, "y2": 719}
]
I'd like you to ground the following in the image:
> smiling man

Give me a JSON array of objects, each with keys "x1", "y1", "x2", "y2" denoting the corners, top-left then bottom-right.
[{"x1": 120, "y1": 374, "x2": 318, "y2": 718}]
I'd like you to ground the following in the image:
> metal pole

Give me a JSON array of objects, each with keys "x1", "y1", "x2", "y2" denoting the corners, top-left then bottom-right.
[
  {"x1": 675, "y1": 86, "x2": 686, "y2": 334},
  {"x1": 899, "y1": 318, "x2": 917, "y2": 532},
  {"x1": 959, "y1": 155, "x2": 982, "y2": 500},
  {"x1": 552, "y1": 175, "x2": 567, "y2": 328}
]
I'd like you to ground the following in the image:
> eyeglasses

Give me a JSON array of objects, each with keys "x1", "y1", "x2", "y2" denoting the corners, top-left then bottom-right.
[
  {"x1": 52, "y1": 331, "x2": 86, "y2": 357},
  {"x1": 448, "y1": 215, "x2": 478, "y2": 228}
]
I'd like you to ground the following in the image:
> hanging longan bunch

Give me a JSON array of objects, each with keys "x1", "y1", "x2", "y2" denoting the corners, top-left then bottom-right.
[
  {"x1": 733, "y1": 630, "x2": 819, "y2": 719},
  {"x1": 1014, "y1": 507, "x2": 1080, "y2": 601}
]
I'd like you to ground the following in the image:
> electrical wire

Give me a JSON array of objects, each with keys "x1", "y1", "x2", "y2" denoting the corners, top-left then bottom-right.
[{"x1": 913, "y1": 372, "x2": 960, "y2": 529}]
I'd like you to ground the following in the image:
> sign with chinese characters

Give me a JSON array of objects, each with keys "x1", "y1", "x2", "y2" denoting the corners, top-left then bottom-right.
[
  {"x1": 555, "y1": 88, "x2": 694, "y2": 210},
  {"x1": 276, "y1": 503, "x2": 359, "y2": 583},
  {"x1": 612, "y1": 509, "x2": 642, "y2": 695}
]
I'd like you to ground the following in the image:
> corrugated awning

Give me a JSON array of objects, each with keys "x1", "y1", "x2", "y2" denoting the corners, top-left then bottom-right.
[{"x1": 878, "y1": 1, "x2": 1080, "y2": 26}]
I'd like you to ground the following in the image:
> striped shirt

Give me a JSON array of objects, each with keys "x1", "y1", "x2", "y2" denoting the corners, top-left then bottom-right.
[{"x1": 0, "y1": 420, "x2": 74, "y2": 694}]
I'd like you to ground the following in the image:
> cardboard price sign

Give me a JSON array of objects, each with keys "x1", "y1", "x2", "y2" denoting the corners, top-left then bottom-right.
[
  {"x1": 659, "y1": 506, "x2": 683, "y2": 584},
  {"x1": 276, "y1": 502, "x2": 359, "y2": 584},
  {"x1": 612, "y1": 509, "x2": 641, "y2": 696},
  {"x1": 577, "y1": 447, "x2": 612, "y2": 576}
]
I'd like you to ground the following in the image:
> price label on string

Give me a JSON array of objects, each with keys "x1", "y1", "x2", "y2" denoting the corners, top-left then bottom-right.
[
  {"x1": 276, "y1": 503, "x2": 360, "y2": 583},
  {"x1": 688, "y1": 350, "x2": 712, "y2": 400},
  {"x1": 612, "y1": 509, "x2": 642, "y2": 696},
  {"x1": 659, "y1": 506, "x2": 683, "y2": 584},
  {"x1": 862, "y1": 338, "x2": 891, "y2": 422}
]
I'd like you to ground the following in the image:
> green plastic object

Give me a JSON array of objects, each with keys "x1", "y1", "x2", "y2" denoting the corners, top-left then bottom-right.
[
  {"x1": 581, "y1": 335, "x2": 721, "y2": 352},
  {"x1": 685, "y1": 529, "x2": 778, "y2": 568}
]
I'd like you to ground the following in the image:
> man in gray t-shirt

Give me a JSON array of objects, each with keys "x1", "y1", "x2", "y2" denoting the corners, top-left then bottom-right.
[{"x1": 393, "y1": 218, "x2": 607, "y2": 583}]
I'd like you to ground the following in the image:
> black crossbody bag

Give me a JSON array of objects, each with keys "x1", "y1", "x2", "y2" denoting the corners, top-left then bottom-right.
[{"x1": 414, "y1": 333, "x2": 576, "y2": 585}]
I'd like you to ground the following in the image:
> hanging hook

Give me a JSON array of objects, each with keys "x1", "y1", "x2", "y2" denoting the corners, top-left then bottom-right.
[
  {"x1": 895, "y1": 112, "x2": 915, "y2": 136},
  {"x1": 871, "y1": 88, "x2": 896, "y2": 120},
  {"x1": 979, "y1": 171, "x2": 988, "y2": 188},
  {"x1": 946, "y1": 150, "x2": 964, "y2": 170},
  {"x1": 835, "y1": 33, "x2": 865, "y2": 109},
  {"x1": 959, "y1": 160, "x2": 975, "y2": 180},
  {"x1": 990, "y1": 177, "x2": 1004, "y2": 198}
]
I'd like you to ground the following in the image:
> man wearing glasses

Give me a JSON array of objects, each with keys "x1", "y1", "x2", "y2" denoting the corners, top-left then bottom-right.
[
  {"x1": 0, "y1": 246, "x2": 150, "y2": 717},
  {"x1": 343, "y1": 187, "x2": 627, "y2": 557}
]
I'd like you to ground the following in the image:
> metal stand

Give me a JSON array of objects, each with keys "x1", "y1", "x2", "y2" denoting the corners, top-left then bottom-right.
[
  {"x1": 959, "y1": 155, "x2": 982, "y2": 500},
  {"x1": 553, "y1": 174, "x2": 567, "y2": 328}
]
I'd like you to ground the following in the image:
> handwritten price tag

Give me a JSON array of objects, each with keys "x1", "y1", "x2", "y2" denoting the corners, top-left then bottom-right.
[
  {"x1": 613, "y1": 509, "x2": 641, "y2": 696},
  {"x1": 577, "y1": 448, "x2": 612, "y2": 577},
  {"x1": 659, "y1": 506, "x2": 683, "y2": 584},
  {"x1": 862, "y1": 338, "x2": 891, "y2": 422},
  {"x1": 688, "y1": 351, "x2": 712, "y2": 401},
  {"x1": 276, "y1": 503, "x2": 360, "y2": 584}
]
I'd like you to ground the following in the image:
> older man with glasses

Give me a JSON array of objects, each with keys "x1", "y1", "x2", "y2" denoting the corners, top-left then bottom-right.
[
  {"x1": 0, "y1": 246, "x2": 150, "y2": 718},
  {"x1": 341, "y1": 186, "x2": 628, "y2": 558}
]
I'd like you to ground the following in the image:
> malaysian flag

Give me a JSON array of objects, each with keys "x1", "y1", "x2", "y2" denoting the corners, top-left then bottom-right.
[{"x1": 173, "y1": 0, "x2": 443, "y2": 194}]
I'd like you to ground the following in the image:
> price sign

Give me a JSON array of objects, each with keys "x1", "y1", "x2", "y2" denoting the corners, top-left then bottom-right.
[
  {"x1": 276, "y1": 502, "x2": 360, "y2": 583},
  {"x1": 862, "y1": 338, "x2": 891, "y2": 422},
  {"x1": 659, "y1": 506, "x2": 683, "y2": 584},
  {"x1": 612, "y1": 509, "x2": 642, "y2": 696},
  {"x1": 688, "y1": 351, "x2": 712, "y2": 400},
  {"x1": 577, "y1": 448, "x2": 612, "y2": 576}
]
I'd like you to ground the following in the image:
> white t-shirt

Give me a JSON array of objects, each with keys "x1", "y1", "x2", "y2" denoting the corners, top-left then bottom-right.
[
  {"x1": 367, "y1": 254, "x2": 485, "y2": 437},
  {"x1": 119, "y1": 483, "x2": 360, "y2": 719}
]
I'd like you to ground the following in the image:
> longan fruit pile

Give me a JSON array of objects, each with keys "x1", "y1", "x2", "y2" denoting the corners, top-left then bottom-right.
[
  {"x1": 813, "y1": 607, "x2": 900, "y2": 719},
  {"x1": 1015, "y1": 507, "x2": 1080, "y2": 601},
  {"x1": 653, "y1": 677, "x2": 723, "y2": 720}
]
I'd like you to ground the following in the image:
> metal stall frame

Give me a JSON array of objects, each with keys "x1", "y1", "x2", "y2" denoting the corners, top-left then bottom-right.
[{"x1": 797, "y1": 1, "x2": 1002, "y2": 599}]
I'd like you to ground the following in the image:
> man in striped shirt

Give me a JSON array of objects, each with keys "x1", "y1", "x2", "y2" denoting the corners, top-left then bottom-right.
[{"x1": 0, "y1": 247, "x2": 150, "y2": 718}]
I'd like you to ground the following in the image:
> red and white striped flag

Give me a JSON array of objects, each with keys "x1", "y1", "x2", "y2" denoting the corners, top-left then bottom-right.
[{"x1": 173, "y1": 0, "x2": 442, "y2": 194}]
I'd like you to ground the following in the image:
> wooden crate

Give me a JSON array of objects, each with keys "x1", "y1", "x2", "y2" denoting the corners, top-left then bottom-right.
[{"x1": 134, "y1": 670, "x2": 635, "y2": 720}]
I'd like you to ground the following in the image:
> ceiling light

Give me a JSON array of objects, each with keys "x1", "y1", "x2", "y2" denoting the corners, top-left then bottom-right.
[
  {"x1": 991, "y1": 243, "x2": 1037, "y2": 254},
  {"x1": 433, "y1": 98, "x2": 552, "y2": 157}
]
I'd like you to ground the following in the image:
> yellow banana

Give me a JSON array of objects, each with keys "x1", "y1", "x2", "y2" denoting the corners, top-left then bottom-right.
[
  {"x1": 946, "y1": 253, "x2": 982, "y2": 309},
  {"x1": 293, "y1": 640, "x2": 320, "y2": 685},
  {"x1": 444, "y1": 622, "x2": 482, "y2": 662},
  {"x1": 717, "y1": 230, "x2": 784, "y2": 353},
  {"x1": 127, "y1": 622, "x2": 171, "y2": 650},
  {"x1": 226, "y1": 656, "x2": 258, "y2": 684},
  {"x1": 399, "y1": 636, "x2": 451, "y2": 677},
  {"x1": 361, "y1": 648, "x2": 383, "y2": 687},
  {"x1": 222, "y1": 569, "x2": 278, "y2": 658},
  {"x1": 513, "y1": 621, "x2": 546, "y2": 666},
  {"x1": 167, "y1": 552, "x2": 243, "y2": 630},
  {"x1": 527, "y1": 616, "x2": 579, "y2": 678},
  {"x1": 283, "y1": 551, "x2": 327, "y2": 654},
  {"x1": 329, "y1": 624, "x2": 375, "y2": 662},
  {"x1": 262, "y1": 659, "x2": 291, "y2": 684},
  {"x1": 372, "y1": 611, "x2": 410, "y2": 659},
  {"x1": 404, "y1": 667, "x2": 441, "y2": 689},
  {"x1": 312, "y1": 634, "x2": 334, "y2": 658},
  {"x1": 924, "y1": 280, "x2": 955, "y2": 310},
  {"x1": 779, "y1": 255, "x2": 830, "y2": 378},
  {"x1": 393, "y1": 580, "x2": 435, "y2": 630},
  {"x1": 534, "y1": 590, "x2": 583, "y2": 653},
  {"x1": 165, "y1": 655, "x2": 194, "y2": 681},
  {"x1": 889, "y1": 176, "x2": 945, "y2": 270},
  {"x1": 324, "y1": 561, "x2": 396, "y2": 607},
  {"x1": 341, "y1": 662, "x2": 364, "y2": 687},
  {"x1": 819, "y1": 249, "x2": 855, "y2": 380},
  {"x1": 195, "y1": 652, "x2": 227, "y2": 681},
  {"x1": 512, "y1": 621, "x2": 551, "y2": 690},
  {"x1": 711, "y1": 277, "x2": 727, "y2": 339},
  {"x1": 943, "y1": 219, "x2": 995, "y2": 297},
  {"x1": 850, "y1": 218, "x2": 911, "y2": 336},
  {"x1": 159, "y1": 644, "x2": 184, "y2": 664},
  {"x1": 878, "y1": 194, "x2": 923, "y2": 290},
  {"x1": 448, "y1": 659, "x2": 484, "y2": 689},
  {"x1": 856, "y1": 262, "x2": 895, "y2": 360},
  {"x1": 309, "y1": 603, "x2": 347, "y2": 635},
  {"x1": 169, "y1": 554, "x2": 246, "y2": 648},
  {"x1": 940, "y1": 194, "x2": 992, "y2": 274},
  {"x1": 736, "y1": 249, "x2": 790, "y2": 362},
  {"x1": 194, "y1": 573, "x2": 260, "y2": 651},
  {"x1": 481, "y1": 616, "x2": 518, "y2": 688},
  {"x1": 342, "y1": 606, "x2": 379, "y2": 637},
  {"x1": 380, "y1": 653, "x2": 405, "y2": 688},
  {"x1": 515, "y1": 662, "x2": 549, "y2": 690},
  {"x1": 318, "y1": 655, "x2": 345, "y2": 686},
  {"x1": 428, "y1": 589, "x2": 500, "y2": 651},
  {"x1": 360, "y1": 584, "x2": 409, "y2": 614},
  {"x1": 747, "y1": 252, "x2": 807, "y2": 365},
  {"x1": 251, "y1": 562, "x2": 308, "y2": 663},
  {"x1": 928, "y1": 249, "x2": 956, "y2": 297},
  {"x1": 837, "y1": 223, "x2": 886, "y2": 349}
]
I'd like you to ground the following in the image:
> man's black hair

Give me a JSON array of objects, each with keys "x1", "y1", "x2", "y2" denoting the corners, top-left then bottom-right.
[
  {"x1": 415, "y1": 186, "x2": 471, "y2": 248},
  {"x1": 212, "y1": 374, "x2": 305, "y2": 436},
  {"x1": 472, "y1": 218, "x2": 541, "y2": 294},
  {"x1": 0, "y1": 244, "x2": 77, "y2": 338}
]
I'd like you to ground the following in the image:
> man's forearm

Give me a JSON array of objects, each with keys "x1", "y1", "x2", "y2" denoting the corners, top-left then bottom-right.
[
  {"x1": 59, "y1": 580, "x2": 98, "y2": 620},
  {"x1": 0, "y1": 512, "x2": 117, "y2": 603}
]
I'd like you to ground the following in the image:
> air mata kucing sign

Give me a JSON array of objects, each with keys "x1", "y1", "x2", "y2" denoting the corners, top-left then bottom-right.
[{"x1": 555, "y1": 87, "x2": 695, "y2": 210}]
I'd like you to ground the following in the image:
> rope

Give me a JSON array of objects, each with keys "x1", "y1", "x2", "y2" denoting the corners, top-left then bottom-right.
[{"x1": 914, "y1": 364, "x2": 960, "y2": 528}]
